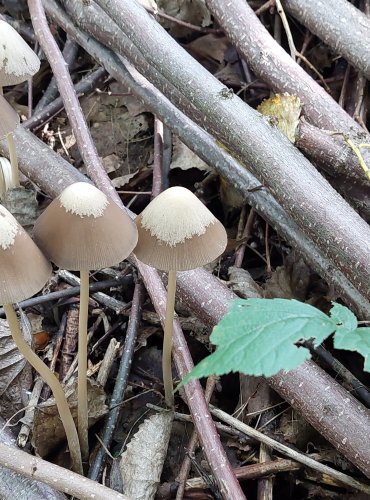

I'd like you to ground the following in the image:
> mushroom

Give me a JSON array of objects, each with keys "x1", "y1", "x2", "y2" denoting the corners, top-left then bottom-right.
[
  {"x1": 133, "y1": 186, "x2": 227, "y2": 407},
  {"x1": 0, "y1": 204, "x2": 82, "y2": 474},
  {"x1": 0, "y1": 94, "x2": 20, "y2": 188},
  {"x1": 33, "y1": 182, "x2": 138, "y2": 462},
  {"x1": 0, "y1": 20, "x2": 40, "y2": 91},
  {"x1": 0, "y1": 20, "x2": 40, "y2": 187}
]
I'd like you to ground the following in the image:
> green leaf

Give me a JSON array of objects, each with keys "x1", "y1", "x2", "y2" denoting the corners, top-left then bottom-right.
[
  {"x1": 330, "y1": 302, "x2": 357, "y2": 332},
  {"x1": 179, "y1": 298, "x2": 337, "y2": 387},
  {"x1": 334, "y1": 327, "x2": 370, "y2": 371}
]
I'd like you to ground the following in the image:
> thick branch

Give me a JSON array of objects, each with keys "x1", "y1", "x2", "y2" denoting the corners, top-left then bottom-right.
[
  {"x1": 80, "y1": 0, "x2": 370, "y2": 301},
  {"x1": 0, "y1": 442, "x2": 129, "y2": 500},
  {"x1": 206, "y1": 0, "x2": 370, "y2": 188},
  {"x1": 282, "y1": 0, "x2": 370, "y2": 80},
  {"x1": 41, "y1": 0, "x2": 370, "y2": 318}
]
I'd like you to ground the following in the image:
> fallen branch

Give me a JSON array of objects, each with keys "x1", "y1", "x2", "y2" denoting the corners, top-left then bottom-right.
[
  {"x1": 0, "y1": 442, "x2": 129, "y2": 500},
  {"x1": 206, "y1": 0, "x2": 370, "y2": 204},
  {"x1": 73, "y1": 0, "x2": 370, "y2": 301},
  {"x1": 281, "y1": 0, "x2": 370, "y2": 80},
  {"x1": 42, "y1": 0, "x2": 370, "y2": 318}
]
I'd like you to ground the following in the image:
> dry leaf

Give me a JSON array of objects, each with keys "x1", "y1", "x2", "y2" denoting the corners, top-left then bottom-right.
[
  {"x1": 0, "y1": 319, "x2": 28, "y2": 397},
  {"x1": 228, "y1": 266, "x2": 262, "y2": 298},
  {"x1": 157, "y1": 0, "x2": 211, "y2": 36},
  {"x1": 112, "y1": 171, "x2": 139, "y2": 188},
  {"x1": 32, "y1": 378, "x2": 107, "y2": 457},
  {"x1": 1, "y1": 186, "x2": 39, "y2": 230},
  {"x1": 186, "y1": 35, "x2": 230, "y2": 64},
  {"x1": 171, "y1": 135, "x2": 211, "y2": 172},
  {"x1": 120, "y1": 411, "x2": 173, "y2": 499},
  {"x1": 138, "y1": 0, "x2": 158, "y2": 11},
  {"x1": 0, "y1": 318, "x2": 33, "y2": 421},
  {"x1": 263, "y1": 266, "x2": 295, "y2": 299}
]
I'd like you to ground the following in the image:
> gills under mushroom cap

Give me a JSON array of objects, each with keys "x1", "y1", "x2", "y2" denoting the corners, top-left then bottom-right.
[
  {"x1": 0, "y1": 94, "x2": 20, "y2": 139},
  {"x1": 134, "y1": 186, "x2": 227, "y2": 271},
  {"x1": 0, "y1": 20, "x2": 40, "y2": 86},
  {"x1": 0, "y1": 205, "x2": 51, "y2": 304},
  {"x1": 33, "y1": 182, "x2": 138, "y2": 271}
]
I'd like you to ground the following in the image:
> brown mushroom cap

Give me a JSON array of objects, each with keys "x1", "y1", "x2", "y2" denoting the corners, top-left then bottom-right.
[
  {"x1": 0, "y1": 204, "x2": 51, "y2": 304},
  {"x1": 0, "y1": 94, "x2": 19, "y2": 139},
  {"x1": 33, "y1": 182, "x2": 138, "y2": 271},
  {"x1": 0, "y1": 20, "x2": 40, "y2": 86},
  {"x1": 133, "y1": 186, "x2": 227, "y2": 271}
]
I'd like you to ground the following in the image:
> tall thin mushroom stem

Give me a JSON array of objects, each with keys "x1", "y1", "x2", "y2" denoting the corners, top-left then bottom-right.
[
  {"x1": 163, "y1": 270, "x2": 176, "y2": 407},
  {"x1": 6, "y1": 132, "x2": 20, "y2": 187},
  {"x1": 78, "y1": 269, "x2": 90, "y2": 463},
  {"x1": 3, "y1": 303, "x2": 83, "y2": 475}
]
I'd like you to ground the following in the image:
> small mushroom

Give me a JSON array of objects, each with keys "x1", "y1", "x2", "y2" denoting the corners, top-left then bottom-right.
[
  {"x1": 133, "y1": 186, "x2": 227, "y2": 406},
  {"x1": 0, "y1": 204, "x2": 82, "y2": 474},
  {"x1": 33, "y1": 182, "x2": 138, "y2": 461},
  {"x1": 0, "y1": 20, "x2": 40, "y2": 89},
  {"x1": 0, "y1": 94, "x2": 20, "y2": 188},
  {"x1": 0, "y1": 20, "x2": 40, "y2": 188}
]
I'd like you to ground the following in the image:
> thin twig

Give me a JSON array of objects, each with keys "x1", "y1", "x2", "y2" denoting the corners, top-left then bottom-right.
[
  {"x1": 24, "y1": 67, "x2": 107, "y2": 131},
  {"x1": 209, "y1": 405, "x2": 370, "y2": 494},
  {"x1": 0, "y1": 277, "x2": 129, "y2": 317},
  {"x1": 88, "y1": 281, "x2": 145, "y2": 480},
  {"x1": 175, "y1": 376, "x2": 218, "y2": 500}
]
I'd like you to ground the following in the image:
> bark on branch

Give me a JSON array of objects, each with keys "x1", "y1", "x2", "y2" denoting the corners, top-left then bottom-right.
[
  {"x1": 282, "y1": 0, "x2": 370, "y2": 80},
  {"x1": 73, "y1": 0, "x2": 370, "y2": 302}
]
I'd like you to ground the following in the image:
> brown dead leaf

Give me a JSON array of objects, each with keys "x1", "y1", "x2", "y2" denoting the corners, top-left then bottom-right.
[
  {"x1": 0, "y1": 319, "x2": 28, "y2": 397},
  {"x1": 157, "y1": 0, "x2": 211, "y2": 36},
  {"x1": 186, "y1": 35, "x2": 230, "y2": 64},
  {"x1": 263, "y1": 266, "x2": 295, "y2": 299},
  {"x1": 1, "y1": 186, "x2": 39, "y2": 231},
  {"x1": 32, "y1": 378, "x2": 107, "y2": 457},
  {"x1": 120, "y1": 411, "x2": 173, "y2": 499},
  {"x1": 171, "y1": 135, "x2": 211, "y2": 173},
  {"x1": 0, "y1": 318, "x2": 33, "y2": 421},
  {"x1": 228, "y1": 266, "x2": 262, "y2": 298}
]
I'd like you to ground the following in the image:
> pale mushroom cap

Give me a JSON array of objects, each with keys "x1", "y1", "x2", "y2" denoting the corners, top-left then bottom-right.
[
  {"x1": 133, "y1": 186, "x2": 228, "y2": 271},
  {"x1": 0, "y1": 20, "x2": 40, "y2": 85},
  {"x1": 0, "y1": 204, "x2": 51, "y2": 304},
  {"x1": 33, "y1": 182, "x2": 138, "y2": 271},
  {"x1": 0, "y1": 94, "x2": 19, "y2": 138}
]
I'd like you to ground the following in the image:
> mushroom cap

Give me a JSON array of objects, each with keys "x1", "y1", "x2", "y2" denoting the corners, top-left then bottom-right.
[
  {"x1": 0, "y1": 94, "x2": 19, "y2": 139},
  {"x1": 133, "y1": 186, "x2": 227, "y2": 271},
  {"x1": 0, "y1": 204, "x2": 51, "y2": 304},
  {"x1": 0, "y1": 20, "x2": 40, "y2": 85},
  {"x1": 33, "y1": 182, "x2": 138, "y2": 271}
]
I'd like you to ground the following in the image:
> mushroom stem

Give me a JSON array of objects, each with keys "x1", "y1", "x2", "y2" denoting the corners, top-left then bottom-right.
[
  {"x1": 3, "y1": 303, "x2": 83, "y2": 475},
  {"x1": 163, "y1": 270, "x2": 176, "y2": 408},
  {"x1": 6, "y1": 132, "x2": 20, "y2": 187},
  {"x1": 78, "y1": 269, "x2": 90, "y2": 463}
]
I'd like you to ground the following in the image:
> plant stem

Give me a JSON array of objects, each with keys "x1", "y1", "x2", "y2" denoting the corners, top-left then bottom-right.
[
  {"x1": 163, "y1": 270, "x2": 176, "y2": 407},
  {"x1": 6, "y1": 133, "x2": 20, "y2": 187},
  {"x1": 3, "y1": 303, "x2": 83, "y2": 474},
  {"x1": 78, "y1": 269, "x2": 90, "y2": 464}
]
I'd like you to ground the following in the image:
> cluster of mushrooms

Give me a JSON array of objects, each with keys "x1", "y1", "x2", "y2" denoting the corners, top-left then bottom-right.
[
  {"x1": 1, "y1": 182, "x2": 227, "y2": 474},
  {"x1": 0, "y1": 20, "x2": 227, "y2": 475}
]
